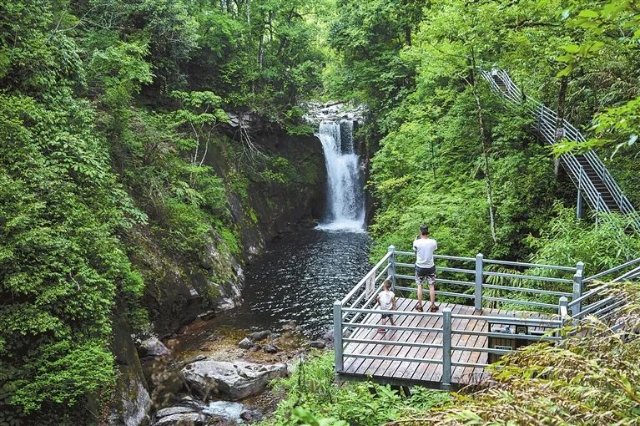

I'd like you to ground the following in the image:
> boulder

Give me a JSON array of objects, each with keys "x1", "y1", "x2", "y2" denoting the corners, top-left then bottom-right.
[
  {"x1": 153, "y1": 400, "x2": 255, "y2": 426},
  {"x1": 138, "y1": 336, "x2": 171, "y2": 358},
  {"x1": 308, "y1": 340, "x2": 326, "y2": 349},
  {"x1": 204, "y1": 401, "x2": 249, "y2": 421},
  {"x1": 238, "y1": 337, "x2": 254, "y2": 349},
  {"x1": 154, "y1": 412, "x2": 212, "y2": 426},
  {"x1": 182, "y1": 360, "x2": 287, "y2": 401},
  {"x1": 263, "y1": 344, "x2": 279, "y2": 353},
  {"x1": 155, "y1": 406, "x2": 195, "y2": 418},
  {"x1": 241, "y1": 409, "x2": 263, "y2": 422},
  {"x1": 322, "y1": 329, "x2": 335, "y2": 344},
  {"x1": 247, "y1": 330, "x2": 271, "y2": 341},
  {"x1": 110, "y1": 376, "x2": 151, "y2": 426}
]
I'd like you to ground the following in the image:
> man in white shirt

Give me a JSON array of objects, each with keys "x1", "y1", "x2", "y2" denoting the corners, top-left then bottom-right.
[{"x1": 412, "y1": 225, "x2": 438, "y2": 312}]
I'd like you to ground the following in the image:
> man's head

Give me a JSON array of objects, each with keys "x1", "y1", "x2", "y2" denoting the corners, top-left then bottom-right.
[
  {"x1": 420, "y1": 225, "x2": 429, "y2": 236},
  {"x1": 383, "y1": 279, "x2": 392, "y2": 290}
]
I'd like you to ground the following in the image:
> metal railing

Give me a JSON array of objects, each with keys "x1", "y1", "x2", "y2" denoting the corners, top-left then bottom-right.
[
  {"x1": 333, "y1": 247, "x2": 575, "y2": 386},
  {"x1": 392, "y1": 249, "x2": 579, "y2": 313},
  {"x1": 480, "y1": 69, "x2": 640, "y2": 231},
  {"x1": 334, "y1": 250, "x2": 640, "y2": 386},
  {"x1": 564, "y1": 257, "x2": 640, "y2": 323}
]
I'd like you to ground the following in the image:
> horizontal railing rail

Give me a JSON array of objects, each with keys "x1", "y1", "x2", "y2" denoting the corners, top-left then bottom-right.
[
  {"x1": 392, "y1": 249, "x2": 579, "y2": 312},
  {"x1": 341, "y1": 251, "x2": 392, "y2": 306},
  {"x1": 585, "y1": 257, "x2": 640, "y2": 283}
]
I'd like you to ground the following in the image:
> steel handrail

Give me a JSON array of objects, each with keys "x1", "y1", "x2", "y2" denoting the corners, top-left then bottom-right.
[
  {"x1": 481, "y1": 69, "x2": 639, "y2": 230},
  {"x1": 585, "y1": 257, "x2": 640, "y2": 282}
]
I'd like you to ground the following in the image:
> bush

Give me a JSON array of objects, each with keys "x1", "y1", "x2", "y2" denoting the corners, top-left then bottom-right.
[{"x1": 265, "y1": 353, "x2": 451, "y2": 425}]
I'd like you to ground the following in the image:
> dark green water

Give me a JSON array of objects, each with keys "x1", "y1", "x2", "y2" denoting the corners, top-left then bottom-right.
[{"x1": 213, "y1": 228, "x2": 371, "y2": 337}]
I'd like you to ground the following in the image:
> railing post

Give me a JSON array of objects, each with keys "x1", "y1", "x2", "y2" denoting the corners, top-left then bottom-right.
[
  {"x1": 558, "y1": 296, "x2": 569, "y2": 325},
  {"x1": 442, "y1": 308, "x2": 452, "y2": 389},
  {"x1": 474, "y1": 253, "x2": 483, "y2": 312},
  {"x1": 571, "y1": 262, "x2": 584, "y2": 317},
  {"x1": 577, "y1": 169, "x2": 584, "y2": 219},
  {"x1": 387, "y1": 245, "x2": 396, "y2": 291},
  {"x1": 333, "y1": 301, "x2": 343, "y2": 373}
]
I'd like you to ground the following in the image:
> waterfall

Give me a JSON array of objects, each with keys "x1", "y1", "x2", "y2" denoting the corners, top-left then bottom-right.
[{"x1": 316, "y1": 120, "x2": 365, "y2": 232}]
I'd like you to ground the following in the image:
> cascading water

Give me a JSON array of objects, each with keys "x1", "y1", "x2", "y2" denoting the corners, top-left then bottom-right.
[{"x1": 316, "y1": 120, "x2": 365, "y2": 232}]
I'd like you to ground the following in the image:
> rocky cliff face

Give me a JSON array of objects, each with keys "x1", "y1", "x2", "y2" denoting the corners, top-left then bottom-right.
[
  {"x1": 136, "y1": 124, "x2": 326, "y2": 337},
  {"x1": 226, "y1": 130, "x2": 326, "y2": 258},
  {"x1": 108, "y1": 124, "x2": 325, "y2": 425}
]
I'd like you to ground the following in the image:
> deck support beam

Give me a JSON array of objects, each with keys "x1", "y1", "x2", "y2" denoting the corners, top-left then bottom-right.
[
  {"x1": 333, "y1": 301, "x2": 343, "y2": 372},
  {"x1": 442, "y1": 308, "x2": 452, "y2": 389}
]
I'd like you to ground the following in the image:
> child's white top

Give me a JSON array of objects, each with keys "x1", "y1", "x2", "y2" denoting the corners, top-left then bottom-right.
[{"x1": 378, "y1": 290, "x2": 394, "y2": 310}]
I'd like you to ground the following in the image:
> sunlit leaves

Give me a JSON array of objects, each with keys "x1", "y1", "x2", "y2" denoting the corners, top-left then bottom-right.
[{"x1": 88, "y1": 40, "x2": 153, "y2": 109}]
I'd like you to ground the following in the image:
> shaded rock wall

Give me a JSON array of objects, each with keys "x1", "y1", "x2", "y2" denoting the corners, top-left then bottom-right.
[
  {"x1": 136, "y1": 126, "x2": 325, "y2": 337},
  {"x1": 228, "y1": 130, "x2": 326, "y2": 258}
]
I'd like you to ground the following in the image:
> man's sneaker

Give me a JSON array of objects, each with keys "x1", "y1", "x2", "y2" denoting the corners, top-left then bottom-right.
[
  {"x1": 414, "y1": 304, "x2": 423, "y2": 312},
  {"x1": 377, "y1": 328, "x2": 386, "y2": 333},
  {"x1": 429, "y1": 304, "x2": 439, "y2": 312}
]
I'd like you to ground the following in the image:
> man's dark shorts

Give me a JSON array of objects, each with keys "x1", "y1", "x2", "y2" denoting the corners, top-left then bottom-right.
[
  {"x1": 415, "y1": 266, "x2": 436, "y2": 286},
  {"x1": 381, "y1": 313, "x2": 393, "y2": 320}
]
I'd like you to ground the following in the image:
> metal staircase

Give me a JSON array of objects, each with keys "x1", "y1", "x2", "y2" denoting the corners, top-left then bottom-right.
[{"x1": 480, "y1": 69, "x2": 640, "y2": 231}]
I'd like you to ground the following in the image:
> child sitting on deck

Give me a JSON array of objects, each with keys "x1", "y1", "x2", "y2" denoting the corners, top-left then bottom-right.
[{"x1": 376, "y1": 279, "x2": 396, "y2": 333}]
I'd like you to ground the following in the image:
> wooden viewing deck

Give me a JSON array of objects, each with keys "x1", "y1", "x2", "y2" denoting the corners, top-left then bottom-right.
[
  {"x1": 333, "y1": 248, "x2": 638, "y2": 389},
  {"x1": 340, "y1": 299, "x2": 558, "y2": 388}
]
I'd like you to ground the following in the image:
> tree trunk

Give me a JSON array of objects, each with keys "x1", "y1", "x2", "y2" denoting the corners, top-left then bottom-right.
[{"x1": 469, "y1": 50, "x2": 497, "y2": 243}]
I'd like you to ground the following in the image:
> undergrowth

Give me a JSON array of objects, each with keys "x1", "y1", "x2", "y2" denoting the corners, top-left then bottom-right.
[{"x1": 263, "y1": 352, "x2": 451, "y2": 426}]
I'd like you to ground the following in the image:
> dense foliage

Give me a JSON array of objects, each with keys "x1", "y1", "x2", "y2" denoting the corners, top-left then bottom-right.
[
  {"x1": 329, "y1": 0, "x2": 639, "y2": 268},
  {"x1": 263, "y1": 352, "x2": 451, "y2": 426},
  {"x1": 1, "y1": 0, "x2": 326, "y2": 422}
]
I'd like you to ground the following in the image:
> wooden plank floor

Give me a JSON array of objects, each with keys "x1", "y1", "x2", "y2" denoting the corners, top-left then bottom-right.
[{"x1": 340, "y1": 298, "x2": 557, "y2": 388}]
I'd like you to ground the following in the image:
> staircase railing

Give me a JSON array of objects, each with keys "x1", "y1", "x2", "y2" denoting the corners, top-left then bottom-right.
[
  {"x1": 480, "y1": 69, "x2": 640, "y2": 231},
  {"x1": 563, "y1": 257, "x2": 640, "y2": 325}
]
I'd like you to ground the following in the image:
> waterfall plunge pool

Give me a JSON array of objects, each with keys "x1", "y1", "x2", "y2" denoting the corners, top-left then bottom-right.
[{"x1": 210, "y1": 228, "x2": 371, "y2": 338}]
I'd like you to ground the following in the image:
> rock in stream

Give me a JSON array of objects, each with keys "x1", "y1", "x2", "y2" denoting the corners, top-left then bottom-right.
[{"x1": 182, "y1": 360, "x2": 288, "y2": 401}]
